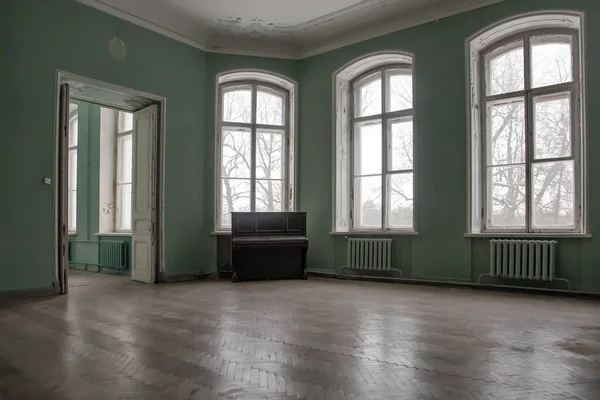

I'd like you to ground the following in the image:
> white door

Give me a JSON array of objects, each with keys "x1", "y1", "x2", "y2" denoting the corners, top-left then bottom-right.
[
  {"x1": 131, "y1": 104, "x2": 158, "y2": 283},
  {"x1": 58, "y1": 83, "x2": 70, "y2": 294}
]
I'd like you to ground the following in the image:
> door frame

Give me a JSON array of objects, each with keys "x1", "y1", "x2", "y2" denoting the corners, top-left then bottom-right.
[{"x1": 53, "y1": 70, "x2": 167, "y2": 289}]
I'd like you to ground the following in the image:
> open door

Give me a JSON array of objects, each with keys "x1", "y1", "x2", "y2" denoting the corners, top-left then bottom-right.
[
  {"x1": 131, "y1": 104, "x2": 158, "y2": 283},
  {"x1": 57, "y1": 83, "x2": 70, "y2": 294}
]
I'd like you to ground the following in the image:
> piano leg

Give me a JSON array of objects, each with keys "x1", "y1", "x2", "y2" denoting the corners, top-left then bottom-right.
[{"x1": 301, "y1": 248, "x2": 308, "y2": 280}]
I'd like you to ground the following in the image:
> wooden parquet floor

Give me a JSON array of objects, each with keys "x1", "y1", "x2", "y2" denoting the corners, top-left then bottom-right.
[{"x1": 1, "y1": 270, "x2": 599, "y2": 400}]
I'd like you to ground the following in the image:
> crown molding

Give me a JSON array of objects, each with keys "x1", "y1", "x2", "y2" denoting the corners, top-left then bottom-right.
[
  {"x1": 299, "y1": 0, "x2": 507, "y2": 58},
  {"x1": 76, "y1": 0, "x2": 506, "y2": 60},
  {"x1": 75, "y1": 0, "x2": 210, "y2": 51}
]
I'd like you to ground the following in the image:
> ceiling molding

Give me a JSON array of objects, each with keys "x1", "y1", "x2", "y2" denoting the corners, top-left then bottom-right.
[
  {"x1": 76, "y1": 0, "x2": 506, "y2": 60},
  {"x1": 299, "y1": 0, "x2": 507, "y2": 58},
  {"x1": 76, "y1": 0, "x2": 210, "y2": 51}
]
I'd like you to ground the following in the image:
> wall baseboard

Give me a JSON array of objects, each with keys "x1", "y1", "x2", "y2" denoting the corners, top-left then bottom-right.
[
  {"x1": 308, "y1": 271, "x2": 600, "y2": 299},
  {"x1": 0, "y1": 285, "x2": 57, "y2": 299},
  {"x1": 159, "y1": 271, "x2": 212, "y2": 283}
]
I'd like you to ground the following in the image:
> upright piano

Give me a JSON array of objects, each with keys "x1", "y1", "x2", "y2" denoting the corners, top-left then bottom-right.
[{"x1": 231, "y1": 212, "x2": 308, "y2": 282}]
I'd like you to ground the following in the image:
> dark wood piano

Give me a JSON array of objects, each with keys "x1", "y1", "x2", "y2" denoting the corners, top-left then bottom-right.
[{"x1": 231, "y1": 212, "x2": 308, "y2": 282}]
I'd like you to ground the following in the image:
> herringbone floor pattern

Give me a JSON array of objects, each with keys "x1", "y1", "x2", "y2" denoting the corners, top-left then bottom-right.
[{"x1": 1, "y1": 271, "x2": 599, "y2": 400}]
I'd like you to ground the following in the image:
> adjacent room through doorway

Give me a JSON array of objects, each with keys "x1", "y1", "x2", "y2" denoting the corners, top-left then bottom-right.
[{"x1": 55, "y1": 72, "x2": 165, "y2": 293}]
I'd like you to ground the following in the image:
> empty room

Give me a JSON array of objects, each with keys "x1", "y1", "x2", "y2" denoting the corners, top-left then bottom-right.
[{"x1": 1, "y1": 0, "x2": 599, "y2": 399}]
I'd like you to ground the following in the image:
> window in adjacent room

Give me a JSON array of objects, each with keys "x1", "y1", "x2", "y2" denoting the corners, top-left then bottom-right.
[
  {"x1": 467, "y1": 12, "x2": 586, "y2": 235},
  {"x1": 116, "y1": 111, "x2": 133, "y2": 232},
  {"x1": 215, "y1": 71, "x2": 297, "y2": 232},
  {"x1": 68, "y1": 104, "x2": 79, "y2": 233}
]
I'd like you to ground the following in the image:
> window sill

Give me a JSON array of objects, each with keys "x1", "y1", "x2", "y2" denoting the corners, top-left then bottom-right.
[
  {"x1": 211, "y1": 231, "x2": 231, "y2": 236},
  {"x1": 329, "y1": 231, "x2": 418, "y2": 236},
  {"x1": 68, "y1": 232, "x2": 77, "y2": 236},
  {"x1": 94, "y1": 232, "x2": 132, "y2": 237},
  {"x1": 464, "y1": 232, "x2": 591, "y2": 239}
]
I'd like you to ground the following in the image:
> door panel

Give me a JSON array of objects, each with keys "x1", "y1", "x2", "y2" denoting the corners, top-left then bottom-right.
[
  {"x1": 58, "y1": 83, "x2": 70, "y2": 294},
  {"x1": 131, "y1": 104, "x2": 158, "y2": 284}
]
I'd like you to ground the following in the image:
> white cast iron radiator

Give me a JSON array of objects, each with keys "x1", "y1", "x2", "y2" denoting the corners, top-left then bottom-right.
[
  {"x1": 479, "y1": 239, "x2": 570, "y2": 290},
  {"x1": 340, "y1": 238, "x2": 402, "y2": 277}
]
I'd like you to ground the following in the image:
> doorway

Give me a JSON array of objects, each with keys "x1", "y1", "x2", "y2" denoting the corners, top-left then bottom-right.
[{"x1": 54, "y1": 71, "x2": 166, "y2": 294}]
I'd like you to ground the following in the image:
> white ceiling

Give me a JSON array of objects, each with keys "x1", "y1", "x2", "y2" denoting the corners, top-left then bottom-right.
[{"x1": 77, "y1": 0, "x2": 505, "y2": 59}]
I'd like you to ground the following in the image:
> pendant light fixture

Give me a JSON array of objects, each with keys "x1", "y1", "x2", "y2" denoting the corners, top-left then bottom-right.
[{"x1": 108, "y1": 24, "x2": 127, "y2": 60}]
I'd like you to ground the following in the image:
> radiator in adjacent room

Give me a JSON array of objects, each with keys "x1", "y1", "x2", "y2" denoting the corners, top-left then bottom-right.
[{"x1": 99, "y1": 241, "x2": 127, "y2": 270}]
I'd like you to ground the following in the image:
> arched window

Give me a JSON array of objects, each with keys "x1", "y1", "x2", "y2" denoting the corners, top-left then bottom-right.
[
  {"x1": 333, "y1": 52, "x2": 415, "y2": 234},
  {"x1": 467, "y1": 12, "x2": 587, "y2": 235},
  {"x1": 214, "y1": 71, "x2": 297, "y2": 232}
]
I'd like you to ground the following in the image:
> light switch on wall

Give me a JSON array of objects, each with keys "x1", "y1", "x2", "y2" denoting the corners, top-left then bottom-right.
[{"x1": 43, "y1": 177, "x2": 52, "y2": 185}]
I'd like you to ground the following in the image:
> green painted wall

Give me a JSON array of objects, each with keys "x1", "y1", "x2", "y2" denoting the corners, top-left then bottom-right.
[
  {"x1": 1, "y1": 0, "x2": 207, "y2": 291},
  {"x1": 298, "y1": 0, "x2": 600, "y2": 292},
  {"x1": 2, "y1": 0, "x2": 599, "y2": 293}
]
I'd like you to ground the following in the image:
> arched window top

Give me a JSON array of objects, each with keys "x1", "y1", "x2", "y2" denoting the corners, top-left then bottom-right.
[
  {"x1": 335, "y1": 52, "x2": 413, "y2": 82},
  {"x1": 469, "y1": 11, "x2": 583, "y2": 55},
  {"x1": 217, "y1": 69, "x2": 296, "y2": 94}
]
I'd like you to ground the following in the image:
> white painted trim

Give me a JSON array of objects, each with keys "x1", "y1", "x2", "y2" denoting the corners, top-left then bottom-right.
[
  {"x1": 329, "y1": 231, "x2": 419, "y2": 236},
  {"x1": 464, "y1": 233, "x2": 592, "y2": 238},
  {"x1": 53, "y1": 70, "x2": 167, "y2": 289},
  {"x1": 75, "y1": 0, "x2": 504, "y2": 60},
  {"x1": 94, "y1": 232, "x2": 132, "y2": 237},
  {"x1": 213, "y1": 69, "x2": 299, "y2": 232}
]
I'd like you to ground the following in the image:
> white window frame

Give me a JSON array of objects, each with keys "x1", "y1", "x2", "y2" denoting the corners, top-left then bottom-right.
[
  {"x1": 213, "y1": 70, "x2": 298, "y2": 233},
  {"x1": 115, "y1": 111, "x2": 133, "y2": 233},
  {"x1": 466, "y1": 11, "x2": 588, "y2": 236},
  {"x1": 67, "y1": 111, "x2": 78, "y2": 233},
  {"x1": 332, "y1": 52, "x2": 417, "y2": 235},
  {"x1": 350, "y1": 65, "x2": 414, "y2": 231}
]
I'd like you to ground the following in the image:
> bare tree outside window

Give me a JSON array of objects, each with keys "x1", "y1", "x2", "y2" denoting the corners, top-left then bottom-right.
[
  {"x1": 482, "y1": 32, "x2": 579, "y2": 231},
  {"x1": 219, "y1": 83, "x2": 287, "y2": 229},
  {"x1": 351, "y1": 66, "x2": 414, "y2": 230}
]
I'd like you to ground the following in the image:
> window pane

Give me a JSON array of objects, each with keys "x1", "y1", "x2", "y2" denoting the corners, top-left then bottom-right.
[
  {"x1": 118, "y1": 111, "x2": 133, "y2": 133},
  {"x1": 68, "y1": 190, "x2": 77, "y2": 231},
  {"x1": 386, "y1": 70, "x2": 412, "y2": 112},
  {"x1": 256, "y1": 130, "x2": 283, "y2": 179},
  {"x1": 256, "y1": 179, "x2": 283, "y2": 212},
  {"x1": 117, "y1": 183, "x2": 132, "y2": 231},
  {"x1": 117, "y1": 134, "x2": 133, "y2": 184},
  {"x1": 533, "y1": 93, "x2": 571, "y2": 159},
  {"x1": 387, "y1": 173, "x2": 413, "y2": 229},
  {"x1": 487, "y1": 98, "x2": 525, "y2": 165},
  {"x1": 69, "y1": 116, "x2": 78, "y2": 147},
  {"x1": 257, "y1": 86, "x2": 284, "y2": 125},
  {"x1": 488, "y1": 165, "x2": 526, "y2": 228},
  {"x1": 354, "y1": 72, "x2": 382, "y2": 117},
  {"x1": 220, "y1": 179, "x2": 251, "y2": 227},
  {"x1": 486, "y1": 41, "x2": 524, "y2": 96},
  {"x1": 68, "y1": 149, "x2": 77, "y2": 191},
  {"x1": 531, "y1": 35, "x2": 573, "y2": 89},
  {"x1": 388, "y1": 117, "x2": 413, "y2": 171},
  {"x1": 222, "y1": 86, "x2": 252, "y2": 123},
  {"x1": 532, "y1": 160, "x2": 574, "y2": 228},
  {"x1": 354, "y1": 121, "x2": 381, "y2": 176},
  {"x1": 222, "y1": 127, "x2": 251, "y2": 179},
  {"x1": 354, "y1": 175, "x2": 382, "y2": 228}
]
